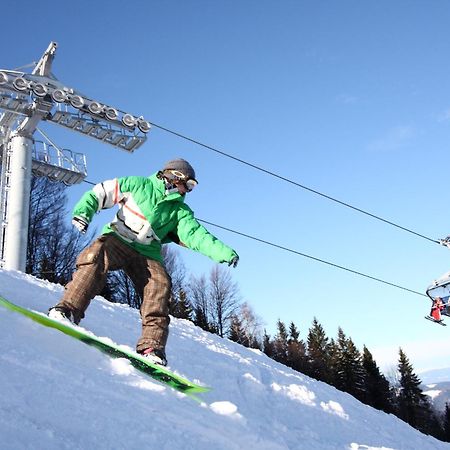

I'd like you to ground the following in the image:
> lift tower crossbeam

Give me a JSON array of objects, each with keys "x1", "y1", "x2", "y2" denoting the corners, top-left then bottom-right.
[{"x1": 0, "y1": 42, "x2": 151, "y2": 271}]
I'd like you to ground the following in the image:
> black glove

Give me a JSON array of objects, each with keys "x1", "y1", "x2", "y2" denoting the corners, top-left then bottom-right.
[
  {"x1": 228, "y1": 255, "x2": 239, "y2": 268},
  {"x1": 72, "y1": 216, "x2": 88, "y2": 234}
]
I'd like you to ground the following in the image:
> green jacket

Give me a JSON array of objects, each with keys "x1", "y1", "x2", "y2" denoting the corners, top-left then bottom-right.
[{"x1": 73, "y1": 173, "x2": 238, "y2": 264}]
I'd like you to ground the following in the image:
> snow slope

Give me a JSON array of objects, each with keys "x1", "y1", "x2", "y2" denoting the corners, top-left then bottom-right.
[
  {"x1": 0, "y1": 269, "x2": 447, "y2": 450},
  {"x1": 424, "y1": 382, "x2": 450, "y2": 413}
]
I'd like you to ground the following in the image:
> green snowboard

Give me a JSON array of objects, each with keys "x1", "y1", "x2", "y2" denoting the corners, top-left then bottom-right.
[{"x1": 0, "y1": 295, "x2": 210, "y2": 398}]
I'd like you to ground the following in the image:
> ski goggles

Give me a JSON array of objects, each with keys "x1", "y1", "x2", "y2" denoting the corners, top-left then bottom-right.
[{"x1": 165, "y1": 169, "x2": 198, "y2": 192}]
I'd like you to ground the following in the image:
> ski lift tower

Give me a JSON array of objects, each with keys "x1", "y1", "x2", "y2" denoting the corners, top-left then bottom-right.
[{"x1": 0, "y1": 42, "x2": 151, "y2": 271}]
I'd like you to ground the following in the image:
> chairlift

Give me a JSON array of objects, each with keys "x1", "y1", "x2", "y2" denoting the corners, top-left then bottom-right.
[{"x1": 425, "y1": 271, "x2": 450, "y2": 326}]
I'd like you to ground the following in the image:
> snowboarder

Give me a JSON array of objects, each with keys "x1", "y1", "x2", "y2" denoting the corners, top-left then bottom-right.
[{"x1": 48, "y1": 158, "x2": 239, "y2": 366}]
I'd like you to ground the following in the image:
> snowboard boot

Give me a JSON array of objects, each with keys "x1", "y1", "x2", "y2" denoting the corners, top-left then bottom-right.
[
  {"x1": 140, "y1": 347, "x2": 167, "y2": 366},
  {"x1": 48, "y1": 306, "x2": 78, "y2": 325}
]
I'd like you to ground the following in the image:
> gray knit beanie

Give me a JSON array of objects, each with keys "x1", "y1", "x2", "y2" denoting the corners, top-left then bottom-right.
[{"x1": 163, "y1": 158, "x2": 196, "y2": 181}]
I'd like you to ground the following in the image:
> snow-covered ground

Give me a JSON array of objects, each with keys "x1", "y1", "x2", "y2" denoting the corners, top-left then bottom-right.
[{"x1": 0, "y1": 269, "x2": 448, "y2": 450}]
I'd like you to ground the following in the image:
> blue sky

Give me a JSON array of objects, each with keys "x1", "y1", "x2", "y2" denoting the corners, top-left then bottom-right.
[{"x1": 2, "y1": 0, "x2": 450, "y2": 373}]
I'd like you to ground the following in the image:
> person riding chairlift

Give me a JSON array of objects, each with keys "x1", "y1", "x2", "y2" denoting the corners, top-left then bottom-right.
[{"x1": 430, "y1": 297, "x2": 446, "y2": 322}]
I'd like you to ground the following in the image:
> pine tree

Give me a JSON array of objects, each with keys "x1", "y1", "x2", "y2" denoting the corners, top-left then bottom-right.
[
  {"x1": 306, "y1": 317, "x2": 331, "y2": 383},
  {"x1": 443, "y1": 403, "x2": 450, "y2": 442},
  {"x1": 172, "y1": 289, "x2": 193, "y2": 320},
  {"x1": 262, "y1": 330, "x2": 274, "y2": 358},
  {"x1": 396, "y1": 348, "x2": 439, "y2": 435},
  {"x1": 362, "y1": 346, "x2": 394, "y2": 413},
  {"x1": 229, "y1": 315, "x2": 250, "y2": 347},
  {"x1": 333, "y1": 328, "x2": 366, "y2": 401},
  {"x1": 193, "y1": 306, "x2": 213, "y2": 332},
  {"x1": 272, "y1": 319, "x2": 289, "y2": 364},
  {"x1": 326, "y1": 338, "x2": 339, "y2": 387},
  {"x1": 286, "y1": 322, "x2": 307, "y2": 373}
]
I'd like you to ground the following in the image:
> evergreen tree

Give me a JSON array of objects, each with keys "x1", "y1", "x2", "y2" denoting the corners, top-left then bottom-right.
[
  {"x1": 326, "y1": 338, "x2": 339, "y2": 387},
  {"x1": 193, "y1": 306, "x2": 212, "y2": 332},
  {"x1": 171, "y1": 289, "x2": 193, "y2": 320},
  {"x1": 286, "y1": 321, "x2": 307, "y2": 373},
  {"x1": 396, "y1": 348, "x2": 439, "y2": 435},
  {"x1": 306, "y1": 317, "x2": 332, "y2": 383},
  {"x1": 362, "y1": 345, "x2": 394, "y2": 413},
  {"x1": 334, "y1": 328, "x2": 366, "y2": 401},
  {"x1": 262, "y1": 330, "x2": 274, "y2": 359},
  {"x1": 229, "y1": 315, "x2": 249, "y2": 347},
  {"x1": 443, "y1": 403, "x2": 450, "y2": 442},
  {"x1": 272, "y1": 319, "x2": 289, "y2": 364}
]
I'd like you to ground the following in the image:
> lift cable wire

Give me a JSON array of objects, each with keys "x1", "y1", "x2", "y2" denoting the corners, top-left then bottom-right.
[
  {"x1": 198, "y1": 218, "x2": 427, "y2": 298},
  {"x1": 82, "y1": 177, "x2": 425, "y2": 298},
  {"x1": 149, "y1": 121, "x2": 440, "y2": 246}
]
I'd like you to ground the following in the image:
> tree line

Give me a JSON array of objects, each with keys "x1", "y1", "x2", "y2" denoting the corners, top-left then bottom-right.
[
  {"x1": 262, "y1": 318, "x2": 450, "y2": 441},
  {"x1": 26, "y1": 177, "x2": 450, "y2": 443}
]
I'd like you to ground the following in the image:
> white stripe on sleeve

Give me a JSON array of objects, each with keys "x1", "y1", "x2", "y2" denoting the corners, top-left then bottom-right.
[{"x1": 92, "y1": 179, "x2": 122, "y2": 211}]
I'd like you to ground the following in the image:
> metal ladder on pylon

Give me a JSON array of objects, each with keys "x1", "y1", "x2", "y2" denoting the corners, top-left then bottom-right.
[{"x1": 0, "y1": 126, "x2": 13, "y2": 267}]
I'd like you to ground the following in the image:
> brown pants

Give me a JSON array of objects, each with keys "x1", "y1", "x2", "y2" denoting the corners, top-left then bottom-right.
[{"x1": 57, "y1": 234, "x2": 171, "y2": 353}]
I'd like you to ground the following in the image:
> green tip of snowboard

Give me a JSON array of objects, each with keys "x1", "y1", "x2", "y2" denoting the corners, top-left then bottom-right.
[{"x1": 0, "y1": 295, "x2": 210, "y2": 397}]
